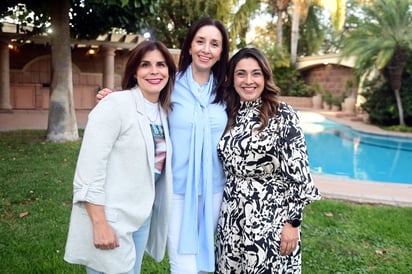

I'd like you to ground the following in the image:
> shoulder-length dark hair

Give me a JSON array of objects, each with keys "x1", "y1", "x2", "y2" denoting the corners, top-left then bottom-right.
[
  {"x1": 122, "y1": 40, "x2": 176, "y2": 112},
  {"x1": 224, "y1": 47, "x2": 281, "y2": 133},
  {"x1": 178, "y1": 17, "x2": 229, "y2": 104}
]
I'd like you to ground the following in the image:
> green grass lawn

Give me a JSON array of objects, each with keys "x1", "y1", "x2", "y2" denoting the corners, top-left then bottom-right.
[{"x1": 1, "y1": 130, "x2": 411, "y2": 273}]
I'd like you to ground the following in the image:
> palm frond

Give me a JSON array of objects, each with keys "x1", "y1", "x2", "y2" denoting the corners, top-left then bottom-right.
[{"x1": 342, "y1": 0, "x2": 412, "y2": 75}]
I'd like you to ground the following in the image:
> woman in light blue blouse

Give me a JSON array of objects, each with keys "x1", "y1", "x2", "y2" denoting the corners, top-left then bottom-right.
[{"x1": 166, "y1": 18, "x2": 230, "y2": 274}]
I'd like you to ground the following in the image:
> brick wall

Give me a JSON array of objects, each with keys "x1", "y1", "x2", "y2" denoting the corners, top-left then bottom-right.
[
  {"x1": 300, "y1": 64, "x2": 357, "y2": 99},
  {"x1": 280, "y1": 96, "x2": 312, "y2": 109},
  {"x1": 9, "y1": 44, "x2": 181, "y2": 110}
]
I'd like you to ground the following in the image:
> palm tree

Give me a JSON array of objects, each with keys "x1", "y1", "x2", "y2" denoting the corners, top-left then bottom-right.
[
  {"x1": 290, "y1": 0, "x2": 346, "y2": 65},
  {"x1": 341, "y1": 0, "x2": 412, "y2": 126},
  {"x1": 229, "y1": 0, "x2": 260, "y2": 49},
  {"x1": 269, "y1": 0, "x2": 290, "y2": 52},
  {"x1": 290, "y1": 0, "x2": 309, "y2": 65}
]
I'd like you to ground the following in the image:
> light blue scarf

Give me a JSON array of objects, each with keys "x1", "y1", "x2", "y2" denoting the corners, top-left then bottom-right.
[{"x1": 177, "y1": 65, "x2": 216, "y2": 272}]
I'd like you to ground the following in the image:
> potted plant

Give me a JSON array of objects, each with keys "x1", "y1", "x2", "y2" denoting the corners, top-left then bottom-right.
[
  {"x1": 343, "y1": 79, "x2": 356, "y2": 114},
  {"x1": 322, "y1": 91, "x2": 333, "y2": 110},
  {"x1": 331, "y1": 97, "x2": 341, "y2": 111},
  {"x1": 311, "y1": 82, "x2": 323, "y2": 109}
]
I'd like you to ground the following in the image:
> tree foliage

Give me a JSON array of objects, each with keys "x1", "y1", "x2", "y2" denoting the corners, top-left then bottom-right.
[
  {"x1": 294, "y1": 4, "x2": 325, "y2": 56},
  {"x1": 228, "y1": 0, "x2": 260, "y2": 49},
  {"x1": 0, "y1": 0, "x2": 159, "y2": 40},
  {"x1": 0, "y1": 0, "x2": 249, "y2": 50},
  {"x1": 142, "y1": 0, "x2": 224, "y2": 48},
  {"x1": 341, "y1": 0, "x2": 412, "y2": 125},
  {"x1": 135, "y1": 0, "x2": 262, "y2": 50},
  {"x1": 70, "y1": 0, "x2": 159, "y2": 39},
  {"x1": 361, "y1": 56, "x2": 412, "y2": 126}
]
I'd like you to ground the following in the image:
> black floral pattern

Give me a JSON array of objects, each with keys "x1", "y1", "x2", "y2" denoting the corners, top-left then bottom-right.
[{"x1": 215, "y1": 100, "x2": 321, "y2": 274}]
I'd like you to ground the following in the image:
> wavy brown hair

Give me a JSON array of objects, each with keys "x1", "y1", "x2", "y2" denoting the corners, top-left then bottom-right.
[
  {"x1": 223, "y1": 47, "x2": 281, "y2": 133},
  {"x1": 122, "y1": 40, "x2": 176, "y2": 112}
]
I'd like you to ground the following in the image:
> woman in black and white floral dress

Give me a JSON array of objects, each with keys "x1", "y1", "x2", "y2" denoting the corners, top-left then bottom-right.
[{"x1": 215, "y1": 48, "x2": 321, "y2": 274}]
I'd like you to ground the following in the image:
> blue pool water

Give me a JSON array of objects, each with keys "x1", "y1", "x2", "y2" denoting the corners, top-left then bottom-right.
[{"x1": 299, "y1": 111, "x2": 412, "y2": 185}]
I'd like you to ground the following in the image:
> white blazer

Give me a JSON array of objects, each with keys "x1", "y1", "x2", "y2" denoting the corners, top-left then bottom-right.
[{"x1": 64, "y1": 87, "x2": 172, "y2": 273}]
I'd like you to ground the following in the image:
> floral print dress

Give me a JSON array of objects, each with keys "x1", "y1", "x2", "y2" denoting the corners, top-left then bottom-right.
[{"x1": 215, "y1": 99, "x2": 321, "y2": 274}]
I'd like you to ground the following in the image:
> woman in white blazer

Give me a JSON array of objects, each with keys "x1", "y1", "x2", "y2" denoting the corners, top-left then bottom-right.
[{"x1": 64, "y1": 40, "x2": 176, "y2": 274}]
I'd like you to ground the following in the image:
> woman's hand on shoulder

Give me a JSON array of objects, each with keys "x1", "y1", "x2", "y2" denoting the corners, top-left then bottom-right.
[{"x1": 96, "y1": 88, "x2": 115, "y2": 103}]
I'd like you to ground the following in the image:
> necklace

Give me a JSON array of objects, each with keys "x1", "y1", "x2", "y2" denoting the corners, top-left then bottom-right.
[
  {"x1": 147, "y1": 110, "x2": 159, "y2": 123},
  {"x1": 146, "y1": 103, "x2": 160, "y2": 123}
]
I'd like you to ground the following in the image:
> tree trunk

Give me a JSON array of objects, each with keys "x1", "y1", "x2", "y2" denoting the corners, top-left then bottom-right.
[
  {"x1": 47, "y1": 0, "x2": 79, "y2": 142},
  {"x1": 394, "y1": 89, "x2": 405, "y2": 126},
  {"x1": 275, "y1": 0, "x2": 290, "y2": 52},
  {"x1": 290, "y1": 0, "x2": 302, "y2": 66},
  {"x1": 387, "y1": 48, "x2": 408, "y2": 126},
  {"x1": 276, "y1": 10, "x2": 283, "y2": 51}
]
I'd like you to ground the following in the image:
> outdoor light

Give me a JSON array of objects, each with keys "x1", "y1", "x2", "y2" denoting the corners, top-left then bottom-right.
[{"x1": 8, "y1": 44, "x2": 19, "y2": 52}]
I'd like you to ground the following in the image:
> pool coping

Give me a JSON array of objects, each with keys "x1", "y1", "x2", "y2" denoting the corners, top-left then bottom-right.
[
  {"x1": 313, "y1": 174, "x2": 412, "y2": 207},
  {"x1": 299, "y1": 108, "x2": 412, "y2": 207},
  {"x1": 302, "y1": 109, "x2": 412, "y2": 138}
]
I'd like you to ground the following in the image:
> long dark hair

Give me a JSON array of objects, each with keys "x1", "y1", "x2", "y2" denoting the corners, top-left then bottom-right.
[
  {"x1": 178, "y1": 17, "x2": 229, "y2": 104},
  {"x1": 224, "y1": 48, "x2": 281, "y2": 133},
  {"x1": 122, "y1": 40, "x2": 176, "y2": 111}
]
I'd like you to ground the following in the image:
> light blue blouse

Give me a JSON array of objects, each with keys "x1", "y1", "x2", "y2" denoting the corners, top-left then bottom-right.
[{"x1": 168, "y1": 64, "x2": 227, "y2": 272}]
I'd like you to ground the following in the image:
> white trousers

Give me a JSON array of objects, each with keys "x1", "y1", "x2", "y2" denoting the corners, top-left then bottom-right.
[{"x1": 167, "y1": 192, "x2": 223, "y2": 274}]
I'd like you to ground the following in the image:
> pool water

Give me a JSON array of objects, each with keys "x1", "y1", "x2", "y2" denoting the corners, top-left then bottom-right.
[{"x1": 299, "y1": 111, "x2": 412, "y2": 185}]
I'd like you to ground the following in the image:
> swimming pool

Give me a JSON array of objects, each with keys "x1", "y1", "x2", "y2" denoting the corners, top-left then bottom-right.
[{"x1": 299, "y1": 111, "x2": 412, "y2": 185}]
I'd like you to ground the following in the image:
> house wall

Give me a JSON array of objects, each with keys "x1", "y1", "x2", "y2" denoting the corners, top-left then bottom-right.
[
  {"x1": 300, "y1": 64, "x2": 357, "y2": 100},
  {"x1": 8, "y1": 44, "x2": 354, "y2": 110},
  {"x1": 280, "y1": 96, "x2": 312, "y2": 108},
  {"x1": 9, "y1": 44, "x2": 180, "y2": 110}
]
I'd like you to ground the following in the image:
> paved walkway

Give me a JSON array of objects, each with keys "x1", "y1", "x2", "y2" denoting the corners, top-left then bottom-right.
[
  {"x1": 0, "y1": 109, "x2": 90, "y2": 131},
  {"x1": 1, "y1": 108, "x2": 412, "y2": 207}
]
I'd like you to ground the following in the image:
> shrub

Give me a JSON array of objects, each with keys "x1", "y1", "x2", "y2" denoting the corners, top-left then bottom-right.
[
  {"x1": 274, "y1": 66, "x2": 314, "y2": 97},
  {"x1": 361, "y1": 72, "x2": 412, "y2": 126}
]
